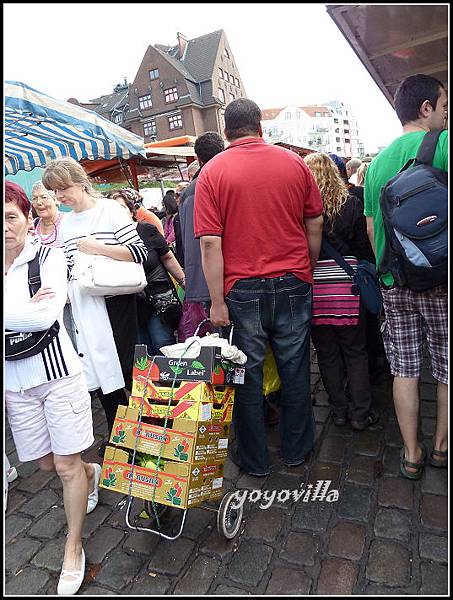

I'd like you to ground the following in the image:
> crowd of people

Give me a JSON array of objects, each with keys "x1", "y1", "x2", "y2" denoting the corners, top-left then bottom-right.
[{"x1": 4, "y1": 73, "x2": 448, "y2": 594}]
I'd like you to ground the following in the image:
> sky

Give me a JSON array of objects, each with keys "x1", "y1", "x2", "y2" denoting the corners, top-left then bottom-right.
[{"x1": 4, "y1": 2, "x2": 404, "y2": 153}]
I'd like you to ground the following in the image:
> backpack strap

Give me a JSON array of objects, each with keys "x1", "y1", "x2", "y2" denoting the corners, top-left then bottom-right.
[
  {"x1": 27, "y1": 253, "x2": 42, "y2": 297},
  {"x1": 415, "y1": 129, "x2": 443, "y2": 166},
  {"x1": 321, "y1": 238, "x2": 355, "y2": 277}
]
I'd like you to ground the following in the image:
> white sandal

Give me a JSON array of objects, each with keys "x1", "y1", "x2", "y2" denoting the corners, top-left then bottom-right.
[
  {"x1": 86, "y1": 463, "x2": 101, "y2": 514},
  {"x1": 57, "y1": 548, "x2": 85, "y2": 595}
]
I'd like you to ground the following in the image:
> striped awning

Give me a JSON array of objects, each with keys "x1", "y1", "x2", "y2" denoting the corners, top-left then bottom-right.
[{"x1": 4, "y1": 81, "x2": 146, "y2": 175}]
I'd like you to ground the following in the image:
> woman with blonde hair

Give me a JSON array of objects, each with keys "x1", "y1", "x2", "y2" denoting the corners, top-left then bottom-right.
[
  {"x1": 42, "y1": 158, "x2": 147, "y2": 455},
  {"x1": 304, "y1": 152, "x2": 377, "y2": 431},
  {"x1": 355, "y1": 161, "x2": 369, "y2": 186}
]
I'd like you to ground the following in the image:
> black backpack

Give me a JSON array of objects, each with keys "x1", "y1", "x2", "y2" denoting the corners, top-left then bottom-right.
[
  {"x1": 378, "y1": 129, "x2": 447, "y2": 291},
  {"x1": 5, "y1": 253, "x2": 60, "y2": 361}
]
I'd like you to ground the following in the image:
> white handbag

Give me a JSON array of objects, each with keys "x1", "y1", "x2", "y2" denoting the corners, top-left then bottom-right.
[{"x1": 74, "y1": 253, "x2": 147, "y2": 296}]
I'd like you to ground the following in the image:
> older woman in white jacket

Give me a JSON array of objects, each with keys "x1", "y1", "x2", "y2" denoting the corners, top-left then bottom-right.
[{"x1": 5, "y1": 181, "x2": 99, "y2": 596}]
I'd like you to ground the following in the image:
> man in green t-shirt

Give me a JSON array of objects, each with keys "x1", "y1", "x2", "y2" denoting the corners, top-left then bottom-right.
[{"x1": 364, "y1": 74, "x2": 448, "y2": 481}]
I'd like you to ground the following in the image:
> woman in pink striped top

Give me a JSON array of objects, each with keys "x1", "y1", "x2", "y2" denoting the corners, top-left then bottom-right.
[
  {"x1": 304, "y1": 153, "x2": 378, "y2": 432},
  {"x1": 31, "y1": 181, "x2": 66, "y2": 248}
]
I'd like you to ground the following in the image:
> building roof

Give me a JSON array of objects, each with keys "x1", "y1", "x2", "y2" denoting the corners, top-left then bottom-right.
[
  {"x1": 261, "y1": 108, "x2": 283, "y2": 121},
  {"x1": 89, "y1": 86, "x2": 129, "y2": 116},
  {"x1": 182, "y1": 30, "x2": 224, "y2": 81},
  {"x1": 261, "y1": 106, "x2": 333, "y2": 121},
  {"x1": 299, "y1": 106, "x2": 332, "y2": 117}
]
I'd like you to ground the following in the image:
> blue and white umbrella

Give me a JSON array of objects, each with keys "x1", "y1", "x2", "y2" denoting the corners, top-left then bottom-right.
[{"x1": 5, "y1": 81, "x2": 146, "y2": 175}]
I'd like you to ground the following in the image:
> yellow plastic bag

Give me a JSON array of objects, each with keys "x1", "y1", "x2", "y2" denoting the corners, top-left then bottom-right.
[{"x1": 263, "y1": 345, "x2": 281, "y2": 396}]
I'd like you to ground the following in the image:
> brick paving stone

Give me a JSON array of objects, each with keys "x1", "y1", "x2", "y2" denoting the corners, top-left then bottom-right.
[
  {"x1": 315, "y1": 423, "x2": 323, "y2": 442},
  {"x1": 244, "y1": 507, "x2": 285, "y2": 542},
  {"x1": 363, "y1": 583, "x2": 410, "y2": 595},
  {"x1": 353, "y1": 431, "x2": 382, "y2": 457},
  {"x1": 418, "y1": 533, "x2": 448, "y2": 564},
  {"x1": 309, "y1": 462, "x2": 341, "y2": 485},
  {"x1": 377, "y1": 477, "x2": 413, "y2": 510},
  {"x1": 83, "y1": 505, "x2": 112, "y2": 537},
  {"x1": 223, "y1": 458, "x2": 241, "y2": 480},
  {"x1": 126, "y1": 573, "x2": 171, "y2": 594},
  {"x1": 174, "y1": 555, "x2": 221, "y2": 594},
  {"x1": 316, "y1": 558, "x2": 359, "y2": 595},
  {"x1": 5, "y1": 567, "x2": 50, "y2": 595},
  {"x1": 200, "y1": 527, "x2": 239, "y2": 558},
  {"x1": 385, "y1": 423, "x2": 403, "y2": 447},
  {"x1": 15, "y1": 460, "x2": 39, "y2": 477},
  {"x1": 5, "y1": 489, "x2": 28, "y2": 515},
  {"x1": 266, "y1": 471, "x2": 307, "y2": 497},
  {"x1": 345, "y1": 455, "x2": 377, "y2": 485},
  {"x1": 317, "y1": 436, "x2": 348, "y2": 463},
  {"x1": 16, "y1": 469, "x2": 57, "y2": 493},
  {"x1": 99, "y1": 488, "x2": 126, "y2": 507},
  {"x1": 280, "y1": 531, "x2": 320, "y2": 566},
  {"x1": 366, "y1": 540, "x2": 410, "y2": 587},
  {"x1": 180, "y1": 506, "x2": 215, "y2": 540},
  {"x1": 420, "y1": 494, "x2": 448, "y2": 531},
  {"x1": 236, "y1": 472, "x2": 269, "y2": 490},
  {"x1": 421, "y1": 418, "x2": 436, "y2": 437},
  {"x1": 20, "y1": 488, "x2": 61, "y2": 518},
  {"x1": 421, "y1": 466, "x2": 448, "y2": 495},
  {"x1": 374, "y1": 508, "x2": 412, "y2": 543},
  {"x1": 265, "y1": 567, "x2": 312, "y2": 595},
  {"x1": 337, "y1": 484, "x2": 372, "y2": 522},
  {"x1": 327, "y1": 421, "x2": 354, "y2": 437},
  {"x1": 28, "y1": 506, "x2": 67, "y2": 539},
  {"x1": 146, "y1": 537, "x2": 195, "y2": 576},
  {"x1": 383, "y1": 446, "x2": 401, "y2": 477},
  {"x1": 314, "y1": 390, "x2": 330, "y2": 406},
  {"x1": 5, "y1": 537, "x2": 42, "y2": 574},
  {"x1": 85, "y1": 526, "x2": 126, "y2": 564},
  {"x1": 314, "y1": 406, "x2": 330, "y2": 423},
  {"x1": 292, "y1": 498, "x2": 334, "y2": 532},
  {"x1": 31, "y1": 536, "x2": 67, "y2": 572},
  {"x1": 420, "y1": 382, "x2": 437, "y2": 399},
  {"x1": 228, "y1": 540, "x2": 273, "y2": 587},
  {"x1": 215, "y1": 584, "x2": 252, "y2": 595},
  {"x1": 121, "y1": 529, "x2": 162, "y2": 557},
  {"x1": 95, "y1": 549, "x2": 144, "y2": 590},
  {"x1": 328, "y1": 522, "x2": 365, "y2": 560},
  {"x1": 81, "y1": 586, "x2": 118, "y2": 595},
  {"x1": 419, "y1": 562, "x2": 448, "y2": 595},
  {"x1": 277, "y1": 461, "x2": 310, "y2": 477},
  {"x1": 420, "y1": 402, "x2": 437, "y2": 418},
  {"x1": 5, "y1": 514, "x2": 33, "y2": 543}
]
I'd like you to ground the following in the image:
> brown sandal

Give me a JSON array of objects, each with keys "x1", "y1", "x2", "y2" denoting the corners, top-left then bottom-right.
[
  {"x1": 430, "y1": 448, "x2": 448, "y2": 468},
  {"x1": 399, "y1": 445, "x2": 426, "y2": 480}
]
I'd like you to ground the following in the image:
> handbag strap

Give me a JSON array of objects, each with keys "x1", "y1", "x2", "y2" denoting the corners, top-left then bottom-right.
[
  {"x1": 321, "y1": 237, "x2": 355, "y2": 277},
  {"x1": 28, "y1": 253, "x2": 42, "y2": 297},
  {"x1": 415, "y1": 129, "x2": 443, "y2": 166}
]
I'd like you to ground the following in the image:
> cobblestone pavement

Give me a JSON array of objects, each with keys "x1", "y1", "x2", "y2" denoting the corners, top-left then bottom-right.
[{"x1": 5, "y1": 353, "x2": 448, "y2": 595}]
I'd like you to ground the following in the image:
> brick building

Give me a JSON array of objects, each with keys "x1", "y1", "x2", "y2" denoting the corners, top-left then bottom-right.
[{"x1": 68, "y1": 30, "x2": 246, "y2": 143}]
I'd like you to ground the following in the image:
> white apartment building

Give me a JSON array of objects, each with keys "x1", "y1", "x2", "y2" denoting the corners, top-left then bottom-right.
[{"x1": 261, "y1": 101, "x2": 363, "y2": 158}]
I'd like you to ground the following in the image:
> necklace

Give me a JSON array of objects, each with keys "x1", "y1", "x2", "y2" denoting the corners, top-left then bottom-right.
[{"x1": 36, "y1": 217, "x2": 59, "y2": 245}]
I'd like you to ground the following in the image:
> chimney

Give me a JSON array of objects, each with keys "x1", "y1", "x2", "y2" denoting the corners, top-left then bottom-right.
[{"x1": 177, "y1": 32, "x2": 187, "y2": 58}]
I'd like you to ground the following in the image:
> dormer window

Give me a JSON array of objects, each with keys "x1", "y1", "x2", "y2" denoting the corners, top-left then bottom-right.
[
  {"x1": 112, "y1": 113, "x2": 123, "y2": 124},
  {"x1": 139, "y1": 94, "x2": 152, "y2": 110},
  {"x1": 149, "y1": 69, "x2": 159, "y2": 81},
  {"x1": 164, "y1": 87, "x2": 178, "y2": 103}
]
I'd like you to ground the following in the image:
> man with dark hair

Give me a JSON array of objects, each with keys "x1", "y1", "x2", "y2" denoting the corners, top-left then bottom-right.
[
  {"x1": 364, "y1": 74, "x2": 448, "y2": 480},
  {"x1": 194, "y1": 98, "x2": 324, "y2": 476},
  {"x1": 178, "y1": 132, "x2": 225, "y2": 338}
]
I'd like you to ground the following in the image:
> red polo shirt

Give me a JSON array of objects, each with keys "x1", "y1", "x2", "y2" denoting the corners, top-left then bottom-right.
[{"x1": 194, "y1": 137, "x2": 323, "y2": 296}]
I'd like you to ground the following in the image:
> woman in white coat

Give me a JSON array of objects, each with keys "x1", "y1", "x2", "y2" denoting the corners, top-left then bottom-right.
[{"x1": 5, "y1": 181, "x2": 100, "y2": 595}]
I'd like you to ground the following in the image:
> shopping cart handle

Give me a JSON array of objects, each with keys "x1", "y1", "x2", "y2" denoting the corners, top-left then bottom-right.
[{"x1": 194, "y1": 319, "x2": 235, "y2": 345}]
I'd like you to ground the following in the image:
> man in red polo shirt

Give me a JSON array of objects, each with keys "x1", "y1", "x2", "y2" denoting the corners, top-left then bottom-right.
[{"x1": 194, "y1": 98, "x2": 323, "y2": 476}]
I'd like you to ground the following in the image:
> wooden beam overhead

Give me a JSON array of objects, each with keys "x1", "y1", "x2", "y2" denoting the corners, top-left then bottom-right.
[{"x1": 370, "y1": 30, "x2": 447, "y2": 60}]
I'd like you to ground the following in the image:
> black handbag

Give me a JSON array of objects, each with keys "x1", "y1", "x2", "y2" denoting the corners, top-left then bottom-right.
[
  {"x1": 142, "y1": 263, "x2": 182, "y2": 328},
  {"x1": 322, "y1": 238, "x2": 383, "y2": 316},
  {"x1": 5, "y1": 253, "x2": 60, "y2": 361}
]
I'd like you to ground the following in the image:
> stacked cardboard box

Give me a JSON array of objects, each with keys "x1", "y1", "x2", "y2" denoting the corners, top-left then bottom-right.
[{"x1": 100, "y1": 344, "x2": 241, "y2": 509}]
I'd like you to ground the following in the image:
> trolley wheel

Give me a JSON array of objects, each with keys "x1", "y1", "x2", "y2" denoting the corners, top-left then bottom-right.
[{"x1": 217, "y1": 490, "x2": 243, "y2": 539}]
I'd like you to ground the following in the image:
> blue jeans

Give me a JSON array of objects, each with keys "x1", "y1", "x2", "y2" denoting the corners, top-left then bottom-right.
[
  {"x1": 225, "y1": 273, "x2": 314, "y2": 474},
  {"x1": 137, "y1": 314, "x2": 176, "y2": 356}
]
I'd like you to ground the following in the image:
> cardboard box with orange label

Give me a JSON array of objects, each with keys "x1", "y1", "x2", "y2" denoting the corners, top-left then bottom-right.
[
  {"x1": 100, "y1": 446, "x2": 224, "y2": 509},
  {"x1": 131, "y1": 378, "x2": 235, "y2": 406},
  {"x1": 110, "y1": 406, "x2": 231, "y2": 463},
  {"x1": 128, "y1": 394, "x2": 234, "y2": 423}
]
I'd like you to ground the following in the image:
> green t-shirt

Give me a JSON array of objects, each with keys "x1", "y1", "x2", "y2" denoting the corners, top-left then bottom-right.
[{"x1": 364, "y1": 130, "x2": 448, "y2": 286}]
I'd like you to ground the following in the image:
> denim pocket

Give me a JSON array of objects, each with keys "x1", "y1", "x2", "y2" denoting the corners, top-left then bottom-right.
[
  {"x1": 289, "y1": 290, "x2": 312, "y2": 332},
  {"x1": 226, "y1": 297, "x2": 260, "y2": 336}
]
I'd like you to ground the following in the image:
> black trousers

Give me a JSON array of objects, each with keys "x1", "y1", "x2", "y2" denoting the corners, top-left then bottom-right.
[{"x1": 311, "y1": 311, "x2": 373, "y2": 423}]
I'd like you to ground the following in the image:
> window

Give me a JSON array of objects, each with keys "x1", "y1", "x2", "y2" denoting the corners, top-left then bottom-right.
[
  {"x1": 224, "y1": 72, "x2": 230, "y2": 82},
  {"x1": 218, "y1": 67, "x2": 224, "y2": 79},
  {"x1": 315, "y1": 111, "x2": 321, "y2": 117},
  {"x1": 336, "y1": 137, "x2": 341, "y2": 142},
  {"x1": 138, "y1": 94, "x2": 152, "y2": 110},
  {"x1": 344, "y1": 129, "x2": 350, "y2": 134},
  {"x1": 295, "y1": 111, "x2": 301, "y2": 119},
  {"x1": 168, "y1": 113, "x2": 183, "y2": 130},
  {"x1": 334, "y1": 118, "x2": 339, "y2": 123},
  {"x1": 343, "y1": 119, "x2": 349, "y2": 125},
  {"x1": 144, "y1": 120, "x2": 157, "y2": 137},
  {"x1": 285, "y1": 112, "x2": 291, "y2": 120},
  {"x1": 112, "y1": 113, "x2": 122, "y2": 124},
  {"x1": 235, "y1": 77, "x2": 240, "y2": 87},
  {"x1": 335, "y1": 128, "x2": 340, "y2": 133},
  {"x1": 149, "y1": 69, "x2": 159, "y2": 80},
  {"x1": 224, "y1": 48, "x2": 230, "y2": 59},
  {"x1": 218, "y1": 88, "x2": 225, "y2": 103},
  {"x1": 345, "y1": 138, "x2": 350, "y2": 143},
  {"x1": 164, "y1": 87, "x2": 178, "y2": 103},
  {"x1": 337, "y1": 147, "x2": 342, "y2": 151},
  {"x1": 229, "y1": 92, "x2": 235, "y2": 102}
]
